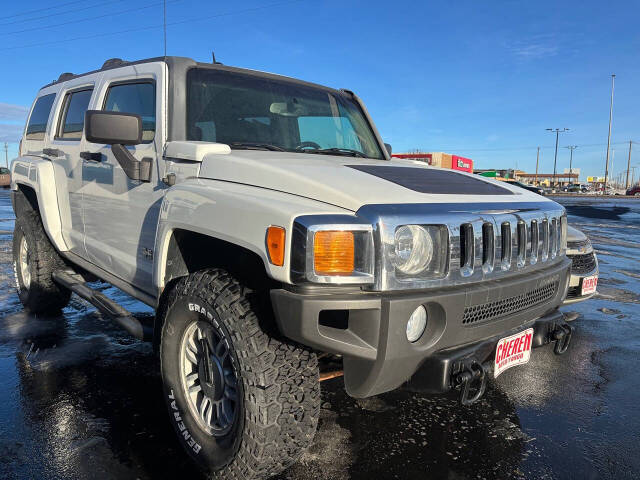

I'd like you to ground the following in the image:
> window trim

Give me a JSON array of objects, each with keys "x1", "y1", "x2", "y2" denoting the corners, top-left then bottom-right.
[
  {"x1": 24, "y1": 93, "x2": 58, "y2": 142},
  {"x1": 55, "y1": 87, "x2": 95, "y2": 142},
  {"x1": 101, "y1": 79, "x2": 157, "y2": 144}
]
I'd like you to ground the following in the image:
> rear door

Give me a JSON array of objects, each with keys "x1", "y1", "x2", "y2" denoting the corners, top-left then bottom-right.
[{"x1": 81, "y1": 62, "x2": 166, "y2": 295}]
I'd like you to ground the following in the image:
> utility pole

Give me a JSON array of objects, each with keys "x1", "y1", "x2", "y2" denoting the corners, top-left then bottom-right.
[
  {"x1": 547, "y1": 128, "x2": 569, "y2": 187},
  {"x1": 625, "y1": 141, "x2": 633, "y2": 189},
  {"x1": 565, "y1": 145, "x2": 578, "y2": 184},
  {"x1": 604, "y1": 74, "x2": 615, "y2": 191},
  {"x1": 3, "y1": 143, "x2": 8, "y2": 169},
  {"x1": 535, "y1": 147, "x2": 540, "y2": 185}
]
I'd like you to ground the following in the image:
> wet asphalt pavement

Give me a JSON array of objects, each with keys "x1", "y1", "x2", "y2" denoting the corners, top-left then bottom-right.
[{"x1": 0, "y1": 189, "x2": 639, "y2": 480}]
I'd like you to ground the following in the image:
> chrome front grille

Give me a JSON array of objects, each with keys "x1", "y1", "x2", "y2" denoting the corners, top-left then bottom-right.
[
  {"x1": 457, "y1": 212, "x2": 565, "y2": 277},
  {"x1": 358, "y1": 201, "x2": 568, "y2": 291}
]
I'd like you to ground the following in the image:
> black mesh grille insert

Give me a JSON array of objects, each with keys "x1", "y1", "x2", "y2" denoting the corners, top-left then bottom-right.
[
  {"x1": 462, "y1": 281, "x2": 558, "y2": 325},
  {"x1": 568, "y1": 252, "x2": 597, "y2": 275}
]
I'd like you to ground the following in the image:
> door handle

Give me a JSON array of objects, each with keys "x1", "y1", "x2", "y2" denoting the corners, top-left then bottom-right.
[{"x1": 80, "y1": 151, "x2": 102, "y2": 162}]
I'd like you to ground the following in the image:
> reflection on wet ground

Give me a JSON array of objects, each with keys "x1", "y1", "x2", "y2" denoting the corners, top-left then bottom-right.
[{"x1": 0, "y1": 191, "x2": 639, "y2": 480}]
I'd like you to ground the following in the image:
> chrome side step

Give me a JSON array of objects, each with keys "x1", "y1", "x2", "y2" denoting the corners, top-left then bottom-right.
[{"x1": 52, "y1": 271, "x2": 153, "y2": 341}]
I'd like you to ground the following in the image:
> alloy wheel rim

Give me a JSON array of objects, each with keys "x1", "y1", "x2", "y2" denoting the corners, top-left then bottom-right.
[
  {"x1": 179, "y1": 320, "x2": 239, "y2": 436},
  {"x1": 19, "y1": 236, "x2": 31, "y2": 289}
]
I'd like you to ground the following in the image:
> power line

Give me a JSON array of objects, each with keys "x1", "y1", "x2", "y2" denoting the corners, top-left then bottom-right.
[
  {"x1": 1, "y1": 0, "x2": 169, "y2": 36},
  {"x1": 0, "y1": 0, "x2": 89, "y2": 21},
  {"x1": 0, "y1": 0, "x2": 306, "y2": 51},
  {"x1": 0, "y1": 0, "x2": 123, "y2": 27},
  {"x1": 429, "y1": 141, "x2": 634, "y2": 153}
]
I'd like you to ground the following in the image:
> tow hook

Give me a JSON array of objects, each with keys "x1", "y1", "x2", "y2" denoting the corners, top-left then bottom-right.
[
  {"x1": 551, "y1": 323, "x2": 573, "y2": 355},
  {"x1": 454, "y1": 360, "x2": 490, "y2": 406}
]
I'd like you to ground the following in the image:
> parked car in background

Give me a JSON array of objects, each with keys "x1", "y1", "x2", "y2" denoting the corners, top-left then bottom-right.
[
  {"x1": 561, "y1": 184, "x2": 587, "y2": 193},
  {"x1": 502, "y1": 179, "x2": 545, "y2": 195},
  {"x1": 564, "y1": 226, "x2": 598, "y2": 305},
  {"x1": 626, "y1": 185, "x2": 640, "y2": 196},
  {"x1": 0, "y1": 167, "x2": 11, "y2": 188}
]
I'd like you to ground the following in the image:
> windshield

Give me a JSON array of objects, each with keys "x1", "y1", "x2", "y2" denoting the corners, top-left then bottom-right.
[{"x1": 186, "y1": 68, "x2": 385, "y2": 159}]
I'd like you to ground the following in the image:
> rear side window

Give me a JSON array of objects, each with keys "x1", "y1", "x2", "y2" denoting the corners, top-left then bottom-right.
[
  {"x1": 104, "y1": 82, "x2": 155, "y2": 141},
  {"x1": 25, "y1": 93, "x2": 56, "y2": 140},
  {"x1": 58, "y1": 89, "x2": 93, "y2": 140},
  {"x1": 0, "y1": 167, "x2": 9, "y2": 174}
]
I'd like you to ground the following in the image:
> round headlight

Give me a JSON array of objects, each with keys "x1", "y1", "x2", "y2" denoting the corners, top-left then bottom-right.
[
  {"x1": 394, "y1": 225, "x2": 433, "y2": 275},
  {"x1": 406, "y1": 305, "x2": 427, "y2": 342}
]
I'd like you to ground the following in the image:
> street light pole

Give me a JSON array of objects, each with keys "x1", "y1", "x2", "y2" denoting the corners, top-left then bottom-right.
[
  {"x1": 625, "y1": 141, "x2": 633, "y2": 189},
  {"x1": 535, "y1": 147, "x2": 540, "y2": 185},
  {"x1": 604, "y1": 74, "x2": 615, "y2": 191},
  {"x1": 565, "y1": 145, "x2": 578, "y2": 184},
  {"x1": 547, "y1": 128, "x2": 569, "y2": 187}
]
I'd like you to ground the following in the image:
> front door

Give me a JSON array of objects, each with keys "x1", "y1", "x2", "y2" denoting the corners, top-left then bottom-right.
[{"x1": 81, "y1": 63, "x2": 166, "y2": 295}]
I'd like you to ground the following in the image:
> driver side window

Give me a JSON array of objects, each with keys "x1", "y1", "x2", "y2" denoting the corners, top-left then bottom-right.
[{"x1": 103, "y1": 82, "x2": 156, "y2": 142}]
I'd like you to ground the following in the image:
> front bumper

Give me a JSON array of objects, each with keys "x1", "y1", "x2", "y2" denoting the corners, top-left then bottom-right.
[
  {"x1": 271, "y1": 257, "x2": 571, "y2": 398},
  {"x1": 564, "y1": 251, "x2": 598, "y2": 305}
]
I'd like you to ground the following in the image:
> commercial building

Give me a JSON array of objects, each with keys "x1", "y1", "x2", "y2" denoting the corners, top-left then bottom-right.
[{"x1": 391, "y1": 152, "x2": 473, "y2": 173}]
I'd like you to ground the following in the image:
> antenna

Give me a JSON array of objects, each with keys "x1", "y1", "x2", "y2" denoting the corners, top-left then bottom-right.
[
  {"x1": 211, "y1": 51, "x2": 222, "y2": 64},
  {"x1": 163, "y1": 0, "x2": 167, "y2": 56}
]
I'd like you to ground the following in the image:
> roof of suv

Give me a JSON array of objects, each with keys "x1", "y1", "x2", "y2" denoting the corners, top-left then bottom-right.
[{"x1": 40, "y1": 56, "x2": 343, "y2": 95}]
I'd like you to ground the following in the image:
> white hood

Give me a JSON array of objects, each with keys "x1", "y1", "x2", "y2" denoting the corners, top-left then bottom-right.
[{"x1": 197, "y1": 150, "x2": 553, "y2": 211}]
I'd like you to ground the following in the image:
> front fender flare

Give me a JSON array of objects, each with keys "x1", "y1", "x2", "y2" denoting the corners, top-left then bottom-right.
[{"x1": 11, "y1": 156, "x2": 68, "y2": 252}]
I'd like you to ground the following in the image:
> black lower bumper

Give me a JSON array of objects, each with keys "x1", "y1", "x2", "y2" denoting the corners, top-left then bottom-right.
[{"x1": 271, "y1": 258, "x2": 571, "y2": 398}]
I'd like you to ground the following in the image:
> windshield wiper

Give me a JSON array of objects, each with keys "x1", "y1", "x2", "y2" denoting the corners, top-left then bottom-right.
[
  {"x1": 314, "y1": 147, "x2": 366, "y2": 158},
  {"x1": 230, "y1": 142, "x2": 285, "y2": 152}
]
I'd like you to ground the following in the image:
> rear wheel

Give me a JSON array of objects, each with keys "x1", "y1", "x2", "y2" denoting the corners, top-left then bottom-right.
[
  {"x1": 159, "y1": 269, "x2": 320, "y2": 479},
  {"x1": 12, "y1": 211, "x2": 71, "y2": 313}
]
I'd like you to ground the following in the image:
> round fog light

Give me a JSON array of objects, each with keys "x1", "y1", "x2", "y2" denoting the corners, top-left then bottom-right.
[{"x1": 406, "y1": 305, "x2": 427, "y2": 343}]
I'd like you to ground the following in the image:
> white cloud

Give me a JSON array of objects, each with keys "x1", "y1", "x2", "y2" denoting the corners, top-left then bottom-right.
[
  {"x1": 0, "y1": 123, "x2": 24, "y2": 142},
  {"x1": 0, "y1": 102, "x2": 28, "y2": 122},
  {"x1": 507, "y1": 34, "x2": 559, "y2": 60}
]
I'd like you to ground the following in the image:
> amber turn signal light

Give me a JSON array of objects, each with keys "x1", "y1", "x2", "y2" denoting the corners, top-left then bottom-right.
[
  {"x1": 266, "y1": 226, "x2": 286, "y2": 266},
  {"x1": 314, "y1": 231, "x2": 355, "y2": 275}
]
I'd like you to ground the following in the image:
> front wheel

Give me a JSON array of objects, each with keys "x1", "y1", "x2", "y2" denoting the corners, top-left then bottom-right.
[
  {"x1": 158, "y1": 269, "x2": 320, "y2": 479},
  {"x1": 12, "y1": 212, "x2": 71, "y2": 313}
]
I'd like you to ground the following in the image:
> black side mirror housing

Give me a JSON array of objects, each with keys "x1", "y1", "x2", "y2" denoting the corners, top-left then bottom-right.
[
  {"x1": 85, "y1": 110, "x2": 142, "y2": 145},
  {"x1": 384, "y1": 143, "x2": 392, "y2": 156},
  {"x1": 84, "y1": 110, "x2": 151, "y2": 182}
]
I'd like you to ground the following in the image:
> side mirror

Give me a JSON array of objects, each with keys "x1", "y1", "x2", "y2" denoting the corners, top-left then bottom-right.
[
  {"x1": 85, "y1": 110, "x2": 142, "y2": 145},
  {"x1": 84, "y1": 110, "x2": 151, "y2": 182},
  {"x1": 384, "y1": 143, "x2": 392, "y2": 156}
]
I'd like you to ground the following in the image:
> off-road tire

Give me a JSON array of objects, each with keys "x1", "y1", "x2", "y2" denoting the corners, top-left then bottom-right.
[
  {"x1": 12, "y1": 209, "x2": 71, "y2": 313},
  {"x1": 158, "y1": 269, "x2": 320, "y2": 479}
]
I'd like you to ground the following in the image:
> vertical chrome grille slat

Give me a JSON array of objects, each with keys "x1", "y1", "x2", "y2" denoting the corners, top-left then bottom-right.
[
  {"x1": 530, "y1": 220, "x2": 539, "y2": 264},
  {"x1": 460, "y1": 223, "x2": 474, "y2": 276},
  {"x1": 517, "y1": 221, "x2": 527, "y2": 267},
  {"x1": 500, "y1": 222, "x2": 511, "y2": 270},
  {"x1": 482, "y1": 223, "x2": 495, "y2": 273},
  {"x1": 550, "y1": 218, "x2": 557, "y2": 259},
  {"x1": 540, "y1": 219, "x2": 549, "y2": 262}
]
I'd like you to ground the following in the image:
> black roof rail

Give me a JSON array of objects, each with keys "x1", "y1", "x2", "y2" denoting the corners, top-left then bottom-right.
[{"x1": 101, "y1": 58, "x2": 128, "y2": 69}]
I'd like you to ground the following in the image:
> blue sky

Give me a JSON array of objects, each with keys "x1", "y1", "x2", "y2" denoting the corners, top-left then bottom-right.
[{"x1": 1, "y1": 0, "x2": 638, "y2": 181}]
